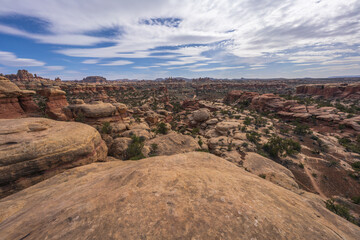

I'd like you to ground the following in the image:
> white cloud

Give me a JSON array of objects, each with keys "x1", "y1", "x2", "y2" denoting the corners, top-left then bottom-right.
[
  {"x1": 43, "y1": 65, "x2": 65, "y2": 71},
  {"x1": 0, "y1": 50, "x2": 45, "y2": 67},
  {"x1": 0, "y1": 0, "x2": 359, "y2": 76},
  {"x1": 82, "y1": 59, "x2": 100, "y2": 64},
  {"x1": 100, "y1": 60, "x2": 133, "y2": 66}
]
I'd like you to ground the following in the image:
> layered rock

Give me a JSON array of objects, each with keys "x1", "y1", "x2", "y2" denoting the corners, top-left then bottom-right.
[
  {"x1": 82, "y1": 76, "x2": 107, "y2": 83},
  {"x1": 296, "y1": 83, "x2": 360, "y2": 100},
  {"x1": 0, "y1": 152, "x2": 359, "y2": 239},
  {"x1": 0, "y1": 118, "x2": 107, "y2": 198},
  {"x1": 0, "y1": 76, "x2": 38, "y2": 118},
  {"x1": 67, "y1": 101, "x2": 127, "y2": 123},
  {"x1": 37, "y1": 88, "x2": 69, "y2": 120}
]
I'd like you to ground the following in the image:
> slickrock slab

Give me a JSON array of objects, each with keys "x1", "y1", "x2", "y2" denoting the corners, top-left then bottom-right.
[
  {"x1": 0, "y1": 152, "x2": 359, "y2": 239},
  {"x1": 0, "y1": 118, "x2": 107, "y2": 198}
]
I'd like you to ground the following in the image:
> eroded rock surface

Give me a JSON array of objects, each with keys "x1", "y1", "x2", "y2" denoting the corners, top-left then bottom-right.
[
  {"x1": 0, "y1": 152, "x2": 359, "y2": 239},
  {"x1": 0, "y1": 118, "x2": 107, "y2": 198}
]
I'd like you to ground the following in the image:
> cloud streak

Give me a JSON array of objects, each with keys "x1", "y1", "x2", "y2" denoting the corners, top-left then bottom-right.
[{"x1": 0, "y1": 0, "x2": 359, "y2": 77}]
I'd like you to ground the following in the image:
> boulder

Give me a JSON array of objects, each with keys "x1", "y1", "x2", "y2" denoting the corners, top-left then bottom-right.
[
  {"x1": 0, "y1": 152, "x2": 359, "y2": 239},
  {"x1": 192, "y1": 108, "x2": 210, "y2": 122},
  {"x1": 215, "y1": 121, "x2": 240, "y2": 135},
  {"x1": 68, "y1": 101, "x2": 117, "y2": 119},
  {"x1": 109, "y1": 137, "x2": 132, "y2": 159},
  {"x1": 0, "y1": 118, "x2": 107, "y2": 198}
]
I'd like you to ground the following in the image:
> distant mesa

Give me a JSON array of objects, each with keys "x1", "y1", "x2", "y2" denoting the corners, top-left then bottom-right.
[{"x1": 82, "y1": 76, "x2": 107, "y2": 83}]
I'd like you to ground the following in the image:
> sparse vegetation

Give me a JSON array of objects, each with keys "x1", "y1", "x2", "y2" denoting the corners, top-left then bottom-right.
[
  {"x1": 101, "y1": 122, "x2": 112, "y2": 134},
  {"x1": 263, "y1": 136, "x2": 301, "y2": 159},
  {"x1": 125, "y1": 135, "x2": 145, "y2": 160},
  {"x1": 156, "y1": 122, "x2": 168, "y2": 135},
  {"x1": 325, "y1": 199, "x2": 358, "y2": 225}
]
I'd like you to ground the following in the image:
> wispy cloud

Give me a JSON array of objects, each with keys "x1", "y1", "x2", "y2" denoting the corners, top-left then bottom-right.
[
  {"x1": 0, "y1": 0, "x2": 359, "y2": 77},
  {"x1": 0, "y1": 50, "x2": 44, "y2": 67}
]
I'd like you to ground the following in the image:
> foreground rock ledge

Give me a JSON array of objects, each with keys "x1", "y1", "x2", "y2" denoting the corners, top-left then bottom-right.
[
  {"x1": 0, "y1": 152, "x2": 359, "y2": 239},
  {"x1": 0, "y1": 118, "x2": 107, "y2": 198}
]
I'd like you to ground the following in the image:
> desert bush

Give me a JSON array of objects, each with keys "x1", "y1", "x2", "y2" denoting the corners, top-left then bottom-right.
[
  {"x1": 156, "y1": 122, "x2": 168, "y2": 135},
  {"x1": 246, "y1": 131, "x2": 261, "y2": 144},
  {"x1": 325, "y1": 199, "x2": 358, "y2": 225},
  {"x1": 293, "y1": 123, "x2": 311, "y2": 136},
  {"x1": 125, "y1": 135, "x2": 145, "y2": 160},
  {"x1": 101, "y1": 122, "x2": 112, "y2": 134},
  {"x1": 149, "y1": 143, "x2": 158, "y2": 157},
  {"x1": 263, "y1": 136, "x2": 301, "y2": 159}
]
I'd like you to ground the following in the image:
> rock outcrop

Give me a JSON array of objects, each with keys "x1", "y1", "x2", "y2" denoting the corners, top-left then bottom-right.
[
  {"x1": 243, "y1": 152, "x2": 300, "y2": 192},
  {"x1": 0, "y1": 118, "x2": 107, "y2": 198},
  {"x1": 296, "y1": 83, "x2": 360, "y2": 100},
  {"x1": 82, "y1": 76, "x2": 107, "y2": 83},
  {"x1": 37, "y1": 88, "x2": 69, "y2": 120},
  {"x1": 0, "y1": 152, "x2": 359, "y2": 239},
  {"x1": 0, "y1": 76, "x2": 38, "y2": 118},
  {"x1": 144, "y1": 132, "x2": 199, "y2": 156}
]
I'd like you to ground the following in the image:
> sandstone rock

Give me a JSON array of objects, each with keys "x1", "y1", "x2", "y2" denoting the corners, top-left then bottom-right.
[
  {"x1": 68, "y1": 101, "x2": 116, "y2": 118},
  {"x1": 296, "y1": 83, "x2": 360, "y2": 100},
  {"x1": 37, "y1": 88, "x2": 69, "y2": 120},
  {"x1": 0, "y1": 77, "x2": 38, "y2": 118},
  {"x1": 243, "y1": 152, "x2": 300, "y2": 192},
  {"x1": 0, "y1": 118, "x2": 107, "y2": 198},
  {"x1": 0, "y1": 152, "x2": 359, "y2": 239},
  {"x1": 121, "y1": 129, "x2": 152, "y2": 140},
  {"x1": 109, "y1": 137, "x2": 132, "y2": 159},
  {"x1": 215, "y1": 121, "x2": 240, "y2": 135},
  {"x1": 205, "y1": 118, "x2": 219, "y2": 125},
  {"x1": 144, "y1": 132, "x2": 199, "y2": 156},
  {"x1": 192, "y1": 108, "x2": 210, "y2": 122}
]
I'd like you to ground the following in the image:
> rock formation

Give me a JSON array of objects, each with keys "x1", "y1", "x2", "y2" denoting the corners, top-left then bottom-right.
[
  {"x1": 82, "y1": 76, "x2": 107, "y2": 83},
  {"x1": 0, "y1": 152, "x2": 359, "y2": 239},
  {"x1": 37, "y1": 88, "x2": 69, "y2": 120},
  {"x1": 296, "y1": 83, "x2": 360, "y2": 100},
  {"x1": 0, "y1": 76, "x2": 38, "y2": 118},
  {"x1": 0, "y1": 118, "x2": 107, "y2": 198}
]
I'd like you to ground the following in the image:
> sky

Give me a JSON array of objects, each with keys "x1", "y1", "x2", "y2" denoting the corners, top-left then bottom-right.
[{"x1": 0, "y1": 0, "x2": 360, "y2": 80}]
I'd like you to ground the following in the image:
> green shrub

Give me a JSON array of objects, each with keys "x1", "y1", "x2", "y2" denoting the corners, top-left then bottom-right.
[
  {"x1": 325, "y1": 199, "x2": 358, "y2": 225},
  {"x1": 263, "y1": 136, "x2": 301, "y2": 159},
  {"x1": 259, "y1": 174, "x2": 266, "y2": 179},
  {"x1": 198, "y1": 137, "x2": 203, "y2": 148},
  {"x1": 293, "y1": 123, "x2": 311, "y2": 136},
  {"x1": 101, "y1": 122, "x2": 112, "y2": 134},
  {"x1": 75, "y1": 112, "x2": 85, "y2": 123},
  {"x1": 352, "y1": 196, "x2": 360, "y2": 205},
  {"x1": 125, "y1": 135, "x2": 145, "y2": 160},
  {"x1": 156, "y1": 122, "x2": 168, "y2": 135},
  {"x1": 352, "y1": 162, "x2": 360, "y2": 171},
  {"x1": 244, "y1": 117, "x2": 252, "y2": 126},
  {"x1": 191, "y1": 127, "x2": 200, "y2": 136},
  {"x1": 246, "y1": 131, "x2": 261, "y2": 144},
  {"x1": 149, "y1": 143, "x2": 158, "y2": 157}
]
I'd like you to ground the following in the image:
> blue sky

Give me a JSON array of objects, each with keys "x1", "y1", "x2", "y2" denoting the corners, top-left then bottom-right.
[{"x1": 0, "y1": 0, "x2": 360, "y2": 80}]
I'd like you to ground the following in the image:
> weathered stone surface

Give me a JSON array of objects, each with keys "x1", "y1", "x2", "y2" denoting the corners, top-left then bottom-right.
[
  {"x1": 109, "y1": 137, "x2": 132, "y2": 159},
  {"x1": 68, "y1": 101, "x2": 116, "y2": 118},
  {"x1": 0, "y1": 152, "x2": 359, "y2": 239},
  {"x1": 0, "y1": 118, "x2": 107, "y2": 198},
  {"x1": 0, "y1": 77, "x2": 38, "y2": 118},
  {"x1": 144, "y1": 132, "x2": 199, "y2": 156},
  {"x1": 192, "y1": 108, "x2": 210, "y2": 122},
  {"x1": 243, "y1": 152, "x2": 300, "y2": 192},
  {"x1": 296, "y1": 83, "x2": 360, "y2": 100},
  {"x1": 215, "y1": 121, "x2": 240, "y2": 135},
  {"x1": 37, "y1": 88, "x2": 69, "y2": 120}
]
